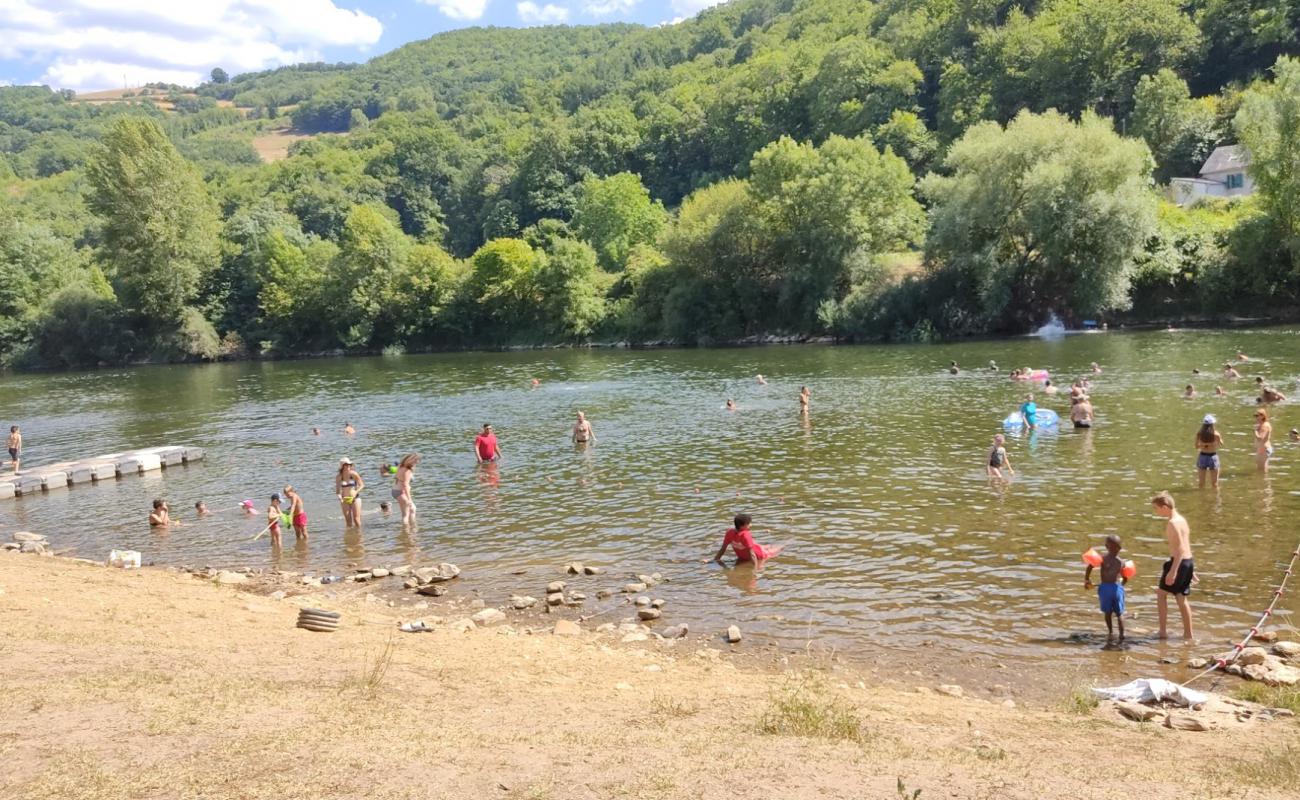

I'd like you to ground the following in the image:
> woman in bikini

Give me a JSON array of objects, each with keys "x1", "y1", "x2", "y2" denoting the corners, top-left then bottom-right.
[
  {"x1": 1255, "y1": 408, "x2": 1274, "y2": 472},
  {"x1": 335, "y1": 457, "x2": 365, "y2": 527},
  {"x1": 1195, "y1": 415, "x2": 1223, "y2": 489},
  {"x1": 392, "y1": 453, "x2": 419, "y2": 527}
]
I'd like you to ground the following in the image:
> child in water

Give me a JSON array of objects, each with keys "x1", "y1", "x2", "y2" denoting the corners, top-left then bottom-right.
[
  {"x1": 713, "y1": 514, "x2": 782, "y2": 564},
  {"x1": 266, "y1": 493, "x2": 283, "y2": 547},
  {"x1": 986, "y1": 434, "x2": 1014, "y2": 479},
  {"x1": 1084, "y1": 535, "x2": 1129, "y2": 644},
  {"x1": 194, "y1": 501, "x2": 211, "y2": 517}
]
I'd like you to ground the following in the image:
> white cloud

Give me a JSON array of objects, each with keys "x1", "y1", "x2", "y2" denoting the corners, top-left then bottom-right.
[
  {"x1": 671, "y1": 0, "x2": 725, "y2": 16},
  {"x1": 420, "y1": 0, "x2": 490, "y2": 20},
  {"x1": 516, "y1": 2, "x2": 568, "y2": 23},
  {"x1": 584, "y1": 0, "x2": 637, "y2": 16},
  {"x1": 0, "y1": 0, "x2": 384, "y2": 91}
]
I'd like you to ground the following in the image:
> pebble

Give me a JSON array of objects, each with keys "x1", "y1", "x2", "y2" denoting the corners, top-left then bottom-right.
[
  {"x1": 511, "y1": 596, "x2": 538, "y2": 610},
  {"x1": 623, "y1": 583, "x2": 647, "y2": 593},
  {"x1": 546, "y1": 593, "x2": 565, "y2": 606},
  {"x1": 13, "y1": 532, "x2": 46, "y2": 543},
  {"x1": 390, "y1": 565, "x2": 413, "y2": 577},
  {"x1": 566, "y1": 563, "x2": 584, "y2": 575},
  {"x1": 269, "y1": 590, "x2": 287, "y2": 600},
  {"x1": 1274, "y1": 641, "x2": 1300, "y2": 658},
  {"x1": 1159, "y1": 656, "x2": 1179, "y2": 665},
  {"x1": 637, "y1": 574, "x2": 656, "y2": 587},
  {"x1": 662, "y1": 624, "x2": 689, "y2": 639},
  {"x1": 569, "y1": 592, "x2": 586, "y2": 601},
  {"x1": 1115, "y1": 702, "x2": 1159, "y2": 722},
  {"x1": 449, "y1": 618, "x2": 476, "y2": 633},
  {"x1": 1239, "y1": 647, "x2": 1269, "y2": 666},
  {"x1": 1255, "y1": 631, "x2": 1279, "y2": 644},
  {"x1": 614, "y1": 682, "x2": 633, "y2": 691},
  {"x1": 417, "y1": 584, "x2": 447, "y2": 597},
  {"x1": 371, "y1": 568, "x2": 390, "y2": 578},
  {"x1": 553, "y1": 620, "x2": 582, "y2": 636},
  {"x1": 637, "y1": 608, "x2": 661, "y2": 621},
  {"x1": 214, "y1": 570, "x2": 248, "y2": 585},
  {"x1": 546, "y1": 581, "x2": 566, "y2": 594},
  {"x1": 403, "y1": 578, "x2": 419, "y2": 589},
  {"x1": 936, "y1": 684, "x2": 964, "y2": 698},
  {"x1": 726, "y1": 625, "x2": 742, "y2": 644},
  {"x1": 583, "y1": 566, "x2": 604, "y2": 576},
  {"x1": 644, "y1": 664, "x2": 662, "y2": 672},
  {"x1": 651, "y1": 598, "x2": 666, "y2": 609},
  {"x1": 634, "y1": 596, "x2": 651, "y2": 607},
  {"x1": 621, "y1": 632, "x2": 649, "y2": 643},
  {"x1": 1187, "y1": 657, "x2": 1209, "y2": 669},
  {"x1": 471, "y1": 608, "x2": 507, "y2": 627},
  {"x1": 595, "y1": 623, "x2": 616, "y2": 633},
  {"x1": 596, "y1": 589, "x2": 615, "y2": 599},
  {"x1": 1165, "y1": 714, "x2": 1210, "y2": 732}
]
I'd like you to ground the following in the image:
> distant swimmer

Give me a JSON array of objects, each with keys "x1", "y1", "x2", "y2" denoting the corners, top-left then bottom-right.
[
  {"x1": 1152, "y1": 491, "x2": 1195, "y2": 641},
  {"x1": 1195, "y1": 414, "x2": 1222, "y2": 489},
  {"x1": 1183, "y1": 384, "x2": 1196, "y2": 400},
  {"x1": 1236, "y1": 351, "x2": 1249, "y2": 361},
  {"x1": 1290, "y1": 428, "x2": 1300, "y2": 442},
  {"x1": 531, "y1": 378, "x2": 541, "y2": 388},
  {"x1": 1259, "y1": 381, "x2": 1287, "y2": 403},
  {"x1": 712, "y1": 513, "x2": 783, "y2": 564},
  {"x1": 949, "y1": 361, "x2": 959, "y2": 375},
  {"x1": 1223, "y1": 363, "x2": 1241, "y2": 379},
  {"x1": 379, "y1": 501, "x2": 391, "y2": 516},
  {"x1": 1214, "y1": 385, "x2": 1226, "y2": 397},
  {"x1": 986, "y1": 434, "x2": 1014, "y2": 479},
  {"x1": 6, "y1": 425, "x2": 20, "y2": 474},
  {"x1": 1020, "y1": 394, "x2": 1038, "y2": 430},
  {"x1": 475, "y1": 424, "x2": 501, "y2": 463},
  {"x1": 1070, "y1": 395, "x2": 1094, "y2": 429},
  {"x1": 725, "y1": 399, "x2": 736, "y2": 411},
  {"x1": 756, "y1": 374, "x2": 767, "y2": 385},
  {"x1": 1010, "y1": 369, "x2": 1022, "y2": 381},
  {"x1": 799, "y1": 386, "x2": 810, "y2": 414},
  {"x1": 572, "y1": 411, "x2": 596, "y2": 445},
  {"x1": 343, "y1": 422, "x2": 355, "y2": 436},
  {"x1": 336, "y1": 457, "x2": 365, "y2": 527},
  {"x1": 311, "y1": 427, "x2": 321, "y2": 436},
  {"x1": 283, "y1": 485, "x2": 308, "y2": 540},
  {"x1": 1255, "y1": 408, "x2": 1273, "y2": 472},
  {"x1": 1044, "y1": 379, "x2": 1058, "y2": 395},
  {"x1": 392, "y1": 454, "x2": 419, "y2": 526},
  {"x1": 989, "y1": 360, "x2": 998, "y2": 372},
  {"x1": 1191, "y1": 368, "x2": 1201, "y2": 376},
  {"x1": 194, "y1": 501, "x2": 211, "y2": 517},
  {"x1": 1091, "y1": 362, "x2": 1102, "y2": 374},
  {"x1": 149, "y1": 498, "x2": 174, "y2": 527}
]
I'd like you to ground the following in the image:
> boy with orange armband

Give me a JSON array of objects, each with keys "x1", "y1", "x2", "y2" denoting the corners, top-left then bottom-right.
[{"x1": 1084, "y1": 534, "x2": 1130, "y2": 644}]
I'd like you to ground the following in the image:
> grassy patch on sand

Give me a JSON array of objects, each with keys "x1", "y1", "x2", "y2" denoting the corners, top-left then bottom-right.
[
  {"x1": 1235, "y1": 683, "x2": 1300, "y2": 715},
  {"x1": 756, "y1": 676, "x2": 866, "y2": 743}
]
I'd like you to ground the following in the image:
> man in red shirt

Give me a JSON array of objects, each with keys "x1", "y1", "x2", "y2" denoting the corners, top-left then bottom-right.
[{"x1": 475, "y1": 423, "x2": 502, "y2": 463}]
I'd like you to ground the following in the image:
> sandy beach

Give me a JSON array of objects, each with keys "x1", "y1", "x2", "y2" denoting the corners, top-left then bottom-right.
[{"x1": 1, "y1": 550, "x2": 1297, "y2": 800}]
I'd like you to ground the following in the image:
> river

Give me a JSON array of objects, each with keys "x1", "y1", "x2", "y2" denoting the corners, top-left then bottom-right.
[{"x1": 3, "y1": 328, "x2": 1298, "y2": 687}]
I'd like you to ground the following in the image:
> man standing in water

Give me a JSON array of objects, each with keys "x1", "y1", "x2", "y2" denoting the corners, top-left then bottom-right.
[
  {"x1": 475, "y1": 424, "x2": 502, "y2": 463},
  {"x1": 571, "y1": 412, "x2": 595, "y2": 446},
  {"x1": 799, "y1": 386, "x2": 810, "y2": 415},
  {"x1": 6, "y1": 425, "x2": 20, "y2": 474},
  {"x1": 1070, "y1": 395, "x2": 1094, "y2": 428},
  {"x1": 1151, "y1": 492, "x2": 1194, "y2": 641}
]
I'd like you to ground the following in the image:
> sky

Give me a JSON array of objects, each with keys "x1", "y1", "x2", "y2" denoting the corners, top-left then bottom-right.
[{"x1": 0, "y1": 0, "x2": 728, "y2": 92}]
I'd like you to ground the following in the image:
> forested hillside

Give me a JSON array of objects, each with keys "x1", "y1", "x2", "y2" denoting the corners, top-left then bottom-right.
[{"x1": 3, "y1": 0, "x2": 1299, "y2": 368}]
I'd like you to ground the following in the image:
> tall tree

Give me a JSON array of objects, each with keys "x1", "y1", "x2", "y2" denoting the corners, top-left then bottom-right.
[
  {"x1": 1235, "y1": 56, "x2": 1300, "y2": 246},
  {"x1": 86, "y1": 117, "x2": 221, "y2": 328},
  {"x1": 571, "y1": 173, "x2": 668, "y2": 271}
]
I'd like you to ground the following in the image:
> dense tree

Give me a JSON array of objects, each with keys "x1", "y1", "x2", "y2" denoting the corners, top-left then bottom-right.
[
  {"x1": 85, "y1": 117, "x2": 221, "y2": 336},
  {"x1": 211, "y1": 68, "x2": 230, "y2": 85},
  {"x1": 1131, "y1": 69, "x2": 1222, "y2": 182},
  {"x1": 922, "y1": 111, "x2": 1157, "y2": 330},
  {"x1": 571, "y1": 173, "x2": 668, "y2": 271},
  {"x1": 1235, "y1": 57, "x2": 1300, "y2": 247}
]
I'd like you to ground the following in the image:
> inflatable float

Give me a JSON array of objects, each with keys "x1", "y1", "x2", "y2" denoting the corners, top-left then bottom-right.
[{"x1": 1003, "y1": 408, "x2": 1060, "y2": 429}]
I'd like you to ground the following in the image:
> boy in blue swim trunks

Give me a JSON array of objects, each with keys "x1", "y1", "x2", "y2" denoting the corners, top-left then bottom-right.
[{"x1": 1084, "y1": 534, "x2": 1128, "y2": 643}]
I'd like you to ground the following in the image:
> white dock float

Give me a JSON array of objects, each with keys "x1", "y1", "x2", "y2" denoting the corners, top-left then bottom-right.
[{"x1": 0, "y1": 445, "x2": 204, "y2": 501}]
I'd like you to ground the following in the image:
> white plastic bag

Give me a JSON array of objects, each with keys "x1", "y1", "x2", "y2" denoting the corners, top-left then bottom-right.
[{"x1": 108, "y1": 549, "x2": 141, "y2": 569}]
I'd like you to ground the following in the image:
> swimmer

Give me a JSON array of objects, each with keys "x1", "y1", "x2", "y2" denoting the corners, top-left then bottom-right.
[
  {"x1": 1223, "y1": 363, "x2": 1241, "y2": 379},
  {"x1": 986, "y1": 434, "x2": 1014, "y2": 479},
  {"x1": 1191, "y1": 368, "x2": 1201, "y2": 376},
  {"x1": 379, "y1": 501, "x2": 391, "y2": 516},
  {"x1": 283, "y1": 485, "x2": 308, "y2": 540},
  {"x1": 1043, "y1": 379, "x2": 1058, "y2": 395},
  {"x1": 1255, "y1": 408, "x2": 1274, "y2": 472},
  {"x1": 949, "y1": 361, "x2": 959, "y2": 375},
  {"x1": 343, "y1": 422, "x2": 355, "y2": 436},
  {"x1": 1236, "y1": 351, "x2": 1249, "y2": 361},
  {"x1": 311, "y1": 427, "x2": 321, "y2": 436},
  {"x1": 149, "y1": 498, "x2": 173, "y2": 527},
  {"x1": 379, "y1": 462, "x2": 398, "y2": 478},
  {"x1": 1214, "y1": 385, "x2": 1225, "y2": 397},
  {"x1": 335, "y1": 457, "x2": 365, "y2": 527},
  {"x1": 799, "y1": 386, "x2": 810, "y2": 414},
  {"x1": 475, "y1": 424, "x2": 501, "y2": 463},
  {"x1": 756, "y1": 374, "x2": 767, "y2": 385},
  {"x1": 571, "y1": 411, "x2": 596, "y2": 445},
  {"x1": 988, "y1": 360, "x2": 998, "y2": 372},
  {"x1": 530, "y1": 378, "x2": 541, "y2": 388},
  {"x1": 1090, "y1": 362, "x2": 1102, "y2": 374},
  {"x1": 6, "y1": 425, "x2": 20, "y2": 474},
  {"x1": 1083, "y1": 534, "x2": 1128, "y2": 644},
  {"x1": 392, "y1": 453, "x2": 420, "y2": 526},
  {"x1": 1261, "y1": 385, "x2": 1287, "y2": 403},
  {"x1": 712, "y1": 513, "x2": 782, "y2": 564},
  {"x1": 1152, "y1": 491, "x2": 1195, "y2": 641},
  {"x1": 1010, "y1": 369, "x2": 1021, "y2": 381},
  {"x1": 1194, "y1": 414, "x2": 1222, "y2": 489},
  {"x1": 725, "y1": 399, "x2": 736, "y2": 411},
  {"x1": 240, "y1": 499, "x2": 257, "y2": 515},
  {"x1": 1020, "y1": 394, "x2": 1038, "y2": 430},
  {"x1": 266, "y1": 493, "x2": 283, "y2": 547},
  {"x1": 1183, "y1": 384, "x2": 1196, "y2": 400},
  {"x1": 1290, "y1": 428, "x2": 1300, "y2": 442},
  {"x1": 1070, "y1": 395, "x2": 1094, "y2": 429},
  {"x1": 194, "y1": 501, "x2": 211, "y2": 517}
]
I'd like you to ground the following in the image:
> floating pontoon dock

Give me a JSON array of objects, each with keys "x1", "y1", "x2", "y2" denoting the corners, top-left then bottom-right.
[{"x1": 0, "y1": 446, "x2": 205, "y2": 500}]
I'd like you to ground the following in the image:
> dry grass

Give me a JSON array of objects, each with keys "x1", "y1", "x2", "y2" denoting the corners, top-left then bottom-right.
[
  {"x1": 1235, "y1": 683, "x2": 1300, "y2": 715},
  {"x1": 251, "y1": 128, "x2": 318, "y2": 162},
  {"x1": 1232, "y1": 745, "x2": 1300, "y2": 788},
  {"x1": 756, "y1": 676, "x2": 866, "y2": 743},
  {"x1": 349, "y1": 634, "x2": 396, "y2": 696},
  {"x1": 649, "y1": 693, "x2": 700, "y2": 719},
  {"x1": 1061, "y1": 685, "x2": 1100, "y2": 715}
]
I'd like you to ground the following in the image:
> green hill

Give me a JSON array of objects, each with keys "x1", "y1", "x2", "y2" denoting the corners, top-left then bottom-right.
[{"x1": 2, "y1": 0, "x2": 1299, "y2": 368}]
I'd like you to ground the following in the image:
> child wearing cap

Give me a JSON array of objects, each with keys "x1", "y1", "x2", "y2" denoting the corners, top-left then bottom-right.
[
  {"x1": 1195, "y1": 414, "x2": 1223, "y2": 489},
  {"x1": 266, "y1": 494, "x2": 283, "y2": 547}
]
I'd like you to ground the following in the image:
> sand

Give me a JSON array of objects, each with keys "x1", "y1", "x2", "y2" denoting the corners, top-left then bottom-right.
[{"x1": 1, "y1": 553, "x2": 1296, "y2": 800}]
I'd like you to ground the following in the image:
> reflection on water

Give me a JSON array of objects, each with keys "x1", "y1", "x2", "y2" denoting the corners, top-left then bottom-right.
[{"x1": 2, "y1": 329, "x2": 1299, "y2": 677}]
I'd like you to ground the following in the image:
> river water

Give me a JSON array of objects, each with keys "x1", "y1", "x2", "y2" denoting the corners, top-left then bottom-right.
[{"x1": 3, "y1": 329, "x2": 1298, "y2": 684}]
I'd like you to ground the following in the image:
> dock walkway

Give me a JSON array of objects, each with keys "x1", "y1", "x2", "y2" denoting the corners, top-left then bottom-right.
[{"x1": 0, "y1": 446, "x2": 205, "y2": 500}]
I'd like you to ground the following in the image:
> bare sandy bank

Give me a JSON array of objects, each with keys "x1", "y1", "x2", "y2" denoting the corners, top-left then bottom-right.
[{"x1": 1, "y1": 553, "x2": 1296, "y2": 800}]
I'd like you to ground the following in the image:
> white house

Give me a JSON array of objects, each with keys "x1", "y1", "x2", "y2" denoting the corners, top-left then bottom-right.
[{"x1": 1170, "y1": 145, "x2": 1254, "y2": 205}]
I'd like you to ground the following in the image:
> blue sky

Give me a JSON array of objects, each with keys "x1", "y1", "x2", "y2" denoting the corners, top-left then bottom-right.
[{"x1": 0, "y1": 1, "x2": 726, "y2": 92}]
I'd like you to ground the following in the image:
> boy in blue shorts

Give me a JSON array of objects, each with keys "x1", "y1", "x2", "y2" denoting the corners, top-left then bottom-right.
[{"x1": 1084, "y1": 534, "x2": 1128, "y2": 644}]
